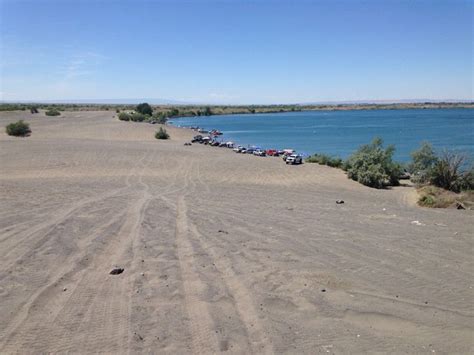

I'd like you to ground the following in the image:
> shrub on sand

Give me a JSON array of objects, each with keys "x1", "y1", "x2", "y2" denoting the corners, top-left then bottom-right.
[
  {"x1": 155, "y1": 127, "x2": 170, "y2": 140},
  {"x1": 344, "y1": 137, "x2": 402, "y2": 188},
  {"x1": 45, "y1": 108, "x2": 61, "y2": 116},
  {"x1": 118, "y1": 112, "x2": 132, "y2": 121},
  {"x1": 6, "y1": 120, "x2": 31, "y2": 137}
]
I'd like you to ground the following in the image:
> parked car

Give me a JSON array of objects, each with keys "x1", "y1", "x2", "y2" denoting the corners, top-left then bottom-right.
[
  {"x1": 233, "y1": 145, "x2": 245, "y2": 153},
  {"x1": 281, "y1": 149, "x2": 295, "y2": 161},
  {"x1": 266, "y1": 149, "x2": 278, "y2": 156},
  {"x1": 285, "y1": 154, "x2": 303, "y2": 165},
  {"x1": 191, "y1": 135, "x2": 203, "y2": 143},
  {"x1": 253, "y1": 150, "x2": 266, "y2": 156}
]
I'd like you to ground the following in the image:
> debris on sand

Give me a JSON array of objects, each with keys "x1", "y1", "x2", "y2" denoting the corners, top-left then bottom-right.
[
  {"x1": 455, "y1": 202, "x2": 466, "y2": 210},
  {"x1": 218, "y1": 230, "x2": 229, "y2": 234},
  {"x1": 109, "y1": 268, "x2": 124, "y2": 275},
  {"x1": 336, "y1": 200, "x2": 344, "y2": 204},
  {"x1": 411, "y1": 220, "x2": 425, "y2": 226}
]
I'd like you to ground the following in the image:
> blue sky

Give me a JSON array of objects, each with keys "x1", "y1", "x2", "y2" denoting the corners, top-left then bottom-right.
[{"x1": 1, "y1": 0, "x2": 472, "y2": 104}]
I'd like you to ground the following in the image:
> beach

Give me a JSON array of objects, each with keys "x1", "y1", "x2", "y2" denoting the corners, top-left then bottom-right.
[{"x1": 0, "y1": 110, "x2": 473, "y2": 353}]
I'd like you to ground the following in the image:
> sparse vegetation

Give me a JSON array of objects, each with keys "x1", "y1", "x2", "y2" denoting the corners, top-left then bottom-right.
[
  {"x1": 417, "y1": 185, "x2": 473, "y2": 209},
  {"x1": 30, "y1": 106, "x2": 39, "y2": 114},
  {"x1": 6, "y1": 120, "x2": 31, "y2": 137},
  {"x1": 155, "y1": 127, "x2": 170, "y2": 140},
  {"x1": 409, "y1": 143, "x2": 473, "y2": 193},
  {"x1": 429, "y1": 151, "x2": 472, "y2": 193},
  {"x1": 344, "y1": 137, "x2": 402, "y2": 188},
  {"x1": 305, "y1": 153, "x2": 343, "y2": 168},
  {"x1": 45, "y1": 108, "x2": 61, "y2": 116},
  {"x1": 152, "y1": 112, "x2": 168, "y2": 124}
]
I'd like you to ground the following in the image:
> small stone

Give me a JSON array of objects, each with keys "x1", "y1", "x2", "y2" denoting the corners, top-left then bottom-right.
[
  {"x1": 321, "y1": 289, "x2": 326, "y2": 292},
  {"x1": 110, "y1": 268, "x2": 124, "y2": 275},
  {"x1": 336, "y1": 200, "x2": 344, "y2": 204},
  {"x1": 63, "y1": 288, "x2": 67, "y2": 292}
]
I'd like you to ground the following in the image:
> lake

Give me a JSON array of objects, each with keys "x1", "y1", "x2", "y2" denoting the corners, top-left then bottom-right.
[{"x1": 169, "y1": 108, "x2": 473, "y2": 162}]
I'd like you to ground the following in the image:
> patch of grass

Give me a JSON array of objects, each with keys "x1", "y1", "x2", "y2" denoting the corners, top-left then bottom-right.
[
  {"x1": 45, "y1": 108, "x2": 61, "y2": 116},
  {"x1": 6, "y1": 120, "x2": 31, "y2": 137},
  {"x1": 155, "y1": 127, "x2": 170, "y2": 140},
  {"x1": 417, "y1": 185, "x2": 473, "y2": 209}
]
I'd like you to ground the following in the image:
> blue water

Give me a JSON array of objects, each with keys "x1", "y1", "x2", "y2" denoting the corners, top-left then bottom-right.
[{"x1": 169, "y1": 109, "x2": 473, "y2": 162}]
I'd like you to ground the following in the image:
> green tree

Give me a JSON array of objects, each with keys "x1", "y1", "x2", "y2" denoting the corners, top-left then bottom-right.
[
  {"x1": 345, "y1": 137, "x2": 402, "y2": 188},
  {"x1": 203, "y1": 106, "x2": 213, "y2": 116},
  {"x1": 408, "y1": 142, "x2": 438, "y2": 183},
  {"x1": 136, "y1": 102, "x2": 153, "y2": 116}
]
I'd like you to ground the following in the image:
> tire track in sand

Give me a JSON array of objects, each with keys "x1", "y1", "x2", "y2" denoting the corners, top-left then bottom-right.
[
  {"x1": 174, "y1": 195, "x2": 273, "y2": 354},
  {"x1": 175, "y1": 195, "x2": 219, "y2": 354}
]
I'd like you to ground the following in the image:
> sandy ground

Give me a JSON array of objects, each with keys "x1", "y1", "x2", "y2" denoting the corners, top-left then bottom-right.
[{"x1": 0, "y1": 111, "x2": 472, "y2": 354}]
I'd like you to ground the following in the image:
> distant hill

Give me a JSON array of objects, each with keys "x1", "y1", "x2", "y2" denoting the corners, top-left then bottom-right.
[{"x1": 0, "y1": 98, "x2": 190, "y2": 105}]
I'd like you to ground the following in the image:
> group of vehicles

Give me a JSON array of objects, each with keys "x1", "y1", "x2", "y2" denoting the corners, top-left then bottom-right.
[{"x1": 190, "y1": 134, "x2": 303, "y2": 165}]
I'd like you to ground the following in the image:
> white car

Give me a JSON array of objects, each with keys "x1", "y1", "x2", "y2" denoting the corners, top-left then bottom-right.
[
  {"x1": 233, "y1": 145, "x2": 244, "y2": 153},
  {"x1": 285, "y1": 154, "x2": 303, "y2": 165}
]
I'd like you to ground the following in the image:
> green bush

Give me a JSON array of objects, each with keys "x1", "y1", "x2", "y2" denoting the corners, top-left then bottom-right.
[
  {"x1": 429, "y1": 151, "x2": 471, "y2": 192},
  {"x1": 30, "y1": 106, "x2": 39, "y2": 114},
  {"x1": 345, "y1": 137, "x2": 402, "y2": 188},
  {"x1": 130, "y1": 112, "x2": 148, "y2": 122},
  {"x1": 155, "y1": 127, "x2": 170, "y2": 140},
  {"x1": 45, "y1": 108, "x2": 61, "y2": 116},
  {"x1": 118, "y1": 112, "x2": 132, "y2": 121},
  {"x1": 455, "y1": 167, "x2": 474, "y2": 191},
  {"x1": 136, "y1": 102, "x2": 153, "y2": 116},
  {"x1": 408, "y1": 142, "x2": 438, "y2": 183},
  {"x1": 6, "y1": 120, "x2": 31, "y2": 137},
  {"x1": 306, "y1": 153, "x2": 343, "y2": 168},
  {"x1": 419, "y1": 194, "x2": 436, "y2": 207}
]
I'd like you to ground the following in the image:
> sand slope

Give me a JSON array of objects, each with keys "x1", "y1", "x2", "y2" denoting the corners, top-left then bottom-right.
[{"x1": 0, "y1": 111, "x2": 473, "y2": 354}]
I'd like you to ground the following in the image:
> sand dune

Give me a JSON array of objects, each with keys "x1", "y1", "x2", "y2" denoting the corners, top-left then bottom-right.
[{"x1": 0, "y1": 111, "x2": 472, "y2": 353}]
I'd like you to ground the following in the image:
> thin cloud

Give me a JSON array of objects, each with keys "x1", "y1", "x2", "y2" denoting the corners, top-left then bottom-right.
[{"x1": 60, "y1": 51, "x2": 106, "y2": 80}]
